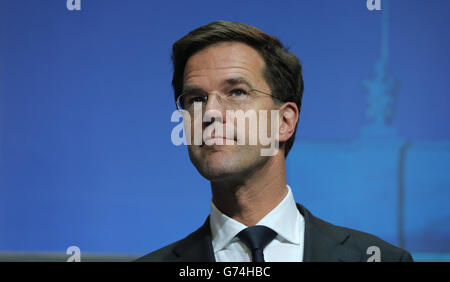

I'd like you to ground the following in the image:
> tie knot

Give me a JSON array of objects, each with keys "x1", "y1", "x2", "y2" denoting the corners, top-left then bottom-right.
[{"x1": 236, "y1": 226, "x2": 277, "y2": 261}]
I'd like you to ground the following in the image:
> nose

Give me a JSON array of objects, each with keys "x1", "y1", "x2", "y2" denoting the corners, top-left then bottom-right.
[
  {"x1": 203, "y1": 92, "x2": 226, "y2": 125},
  {"x1": 204, "y1": 92, "x2": 224, "y2": 111}
]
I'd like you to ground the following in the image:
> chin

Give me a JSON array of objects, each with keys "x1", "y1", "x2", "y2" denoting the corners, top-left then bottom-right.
[
  {"x1": 188, "y1": 145, "x2": 239, "y2": 180},
  {"x1": 188, "y1": 145, "x2": 265, "y2": 181}
]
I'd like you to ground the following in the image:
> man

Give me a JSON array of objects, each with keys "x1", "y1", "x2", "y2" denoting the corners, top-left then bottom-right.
[{"x1": 137, "y1": 21, "x2": 413, "y2": 262}]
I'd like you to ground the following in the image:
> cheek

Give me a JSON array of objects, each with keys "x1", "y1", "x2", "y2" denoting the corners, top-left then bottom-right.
[
  {"x1": 252, "y1": 109, "x2": 280, "y2": 142},
  {"x1": 183, "y1": 113, "x2": 204, "y2": 144}
]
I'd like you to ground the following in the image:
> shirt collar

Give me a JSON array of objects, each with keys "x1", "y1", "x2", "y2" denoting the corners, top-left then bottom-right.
[{"x1": 210, "y1": 185, "x2": 301, "y2": 252}]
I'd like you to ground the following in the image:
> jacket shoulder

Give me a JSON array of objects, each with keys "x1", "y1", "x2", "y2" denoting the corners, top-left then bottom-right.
[
  {"x1": 344, "y1": 226, "x2": 413, "y2": 262},
  {"x1": 313, "y1": 213, "x2": 413, "y2": 262},
  {"x1": 134, "y1": 240, "x2": 180, "y2": 262},
  {"x1": 134, "y1": 218, "x2": 212, "y2": 262}
]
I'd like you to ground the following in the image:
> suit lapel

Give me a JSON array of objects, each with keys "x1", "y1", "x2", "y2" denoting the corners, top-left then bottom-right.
[{"x1": 297, "y1": 203, "x2": 362, "y2": 262}]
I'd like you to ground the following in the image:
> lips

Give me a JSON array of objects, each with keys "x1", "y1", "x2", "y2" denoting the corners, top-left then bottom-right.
[
  {"x1": 202, "y1": 135, "x2": 236, "y2": 146},
  {"x1": 199, "y1": 123, "x2": 238, "y2": 146}
]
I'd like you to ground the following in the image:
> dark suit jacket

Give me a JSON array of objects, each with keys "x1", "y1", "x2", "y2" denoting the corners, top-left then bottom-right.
[{"x1": 136, "y1": 203, "x2": 413, "y2": 262}]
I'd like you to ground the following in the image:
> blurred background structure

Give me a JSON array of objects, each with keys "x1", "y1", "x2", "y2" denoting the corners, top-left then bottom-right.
[{"x1": 1, "y1": 0, "x2": 449, "y2": 261}]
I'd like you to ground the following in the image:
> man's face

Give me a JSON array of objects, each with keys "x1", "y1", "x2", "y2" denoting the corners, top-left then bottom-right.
[{"x1": 183, "y1": 42, "x2": 278, "y2": 182}]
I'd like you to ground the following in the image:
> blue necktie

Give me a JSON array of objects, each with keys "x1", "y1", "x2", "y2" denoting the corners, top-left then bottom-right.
[{"x1": 236, "y1": 225, "x2": 277, "y2": 262}]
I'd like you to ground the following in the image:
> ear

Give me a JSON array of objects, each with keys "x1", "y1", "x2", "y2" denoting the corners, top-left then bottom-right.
[{"x1": 278, "y1": 102, "x2": 299, "y2": 143}]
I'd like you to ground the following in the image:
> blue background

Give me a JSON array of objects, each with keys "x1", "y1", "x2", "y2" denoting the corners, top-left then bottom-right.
[{"x1": 1, "y1": 0, "x2": 449, "y2": 260}]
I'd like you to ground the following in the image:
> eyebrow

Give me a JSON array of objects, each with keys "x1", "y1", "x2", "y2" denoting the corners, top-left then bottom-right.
[
  {"x1": 222, "y1": 77, "x2": 254, "y2": 89},
  {"x1": 182, "y1": 76, "x2": 255, "y2": 93},
  {"x1": 181, "y1": 85, "x2": 203, "y2": 94}
]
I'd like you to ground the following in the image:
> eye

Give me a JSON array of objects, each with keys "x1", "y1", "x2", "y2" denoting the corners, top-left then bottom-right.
[
  {"x1": 229, "y1": 88, "x2": 249, "y2": 97},
  {"x1": 184, "y1": 96, "x2": 206, "y2": 109},
  {"x1": 188, "y1": 95, "x2": 205, "y2": 104},
  {"x1": 180, "y1": 92, "x2": 206, "y2": 108}
]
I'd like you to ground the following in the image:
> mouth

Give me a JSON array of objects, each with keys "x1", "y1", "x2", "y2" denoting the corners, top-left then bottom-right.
[{"x1": 202, "y1": 135, "x2": 236, "y2": 146}]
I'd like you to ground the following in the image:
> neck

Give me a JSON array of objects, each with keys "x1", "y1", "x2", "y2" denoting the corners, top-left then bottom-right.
[{"x1": 211, "y1": 154, "x2": 288, "y2": 226}]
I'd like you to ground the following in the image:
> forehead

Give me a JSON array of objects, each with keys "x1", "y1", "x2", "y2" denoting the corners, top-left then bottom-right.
[{"x1": 183, "y1": 42, "x2": 266, "y2": 88}]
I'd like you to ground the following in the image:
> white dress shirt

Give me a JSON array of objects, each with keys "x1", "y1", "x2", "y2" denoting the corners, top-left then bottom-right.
[{"x1": 210, "y1": 185, "x2": 304, "y2": 262}]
